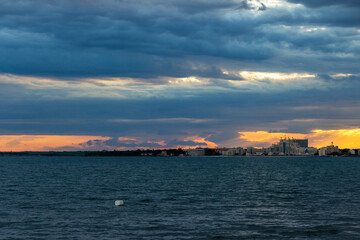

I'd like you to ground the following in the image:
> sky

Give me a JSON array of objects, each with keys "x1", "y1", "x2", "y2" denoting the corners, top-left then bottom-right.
[{"x1": 1, "y1": 0, "x2": 360, "y2": 151}]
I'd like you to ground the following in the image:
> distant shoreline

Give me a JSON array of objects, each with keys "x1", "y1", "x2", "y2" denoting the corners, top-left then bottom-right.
[{"x1": 0, "y1": 151, "x2": 358, "y2": 157}]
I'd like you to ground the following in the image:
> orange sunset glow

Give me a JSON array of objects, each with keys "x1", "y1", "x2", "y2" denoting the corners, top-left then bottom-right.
[
  {"x1": 1, "y1": 129, "x2": 360, "y2": 152},
  {"x1": 0, "y1": 135, "x2": 219, "y2": 151},
  {"x1": 238, "y1": 128, "x2": 360, "y2": 149},
  {"x1": 0, "y1": 135, "x2": 111, "y2": 152},
  {"x1": 182, "y1": 136, "x2": 218, "y2": 149}
]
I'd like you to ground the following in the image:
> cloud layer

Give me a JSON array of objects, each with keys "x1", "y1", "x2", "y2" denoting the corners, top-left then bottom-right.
[{"x1": 0, "y1": 0, "x2": 359, "y2": 150}]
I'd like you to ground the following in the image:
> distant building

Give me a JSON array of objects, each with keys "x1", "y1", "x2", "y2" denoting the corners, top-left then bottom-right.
[
  {"x1": 185, "y1": 148, "x2": 205, "y2": 156},
  {"x1": 221, "y1": 147, "x2": 244, "y2": 156},
  {"x1": 269, "y1": 138, "x2": 314, "y2": 156},
  {"x1": 246, "y1": 147, "x2": 256, "y2": 155},
  {"x1": 237, "y1": 147, "x2": 245, "y2": 156},
  {"x1": 245, "y1": 147, "x2": 265, "y2": 156},
  {"x1": 319, "y1": 147, "x2": 326, "y2": 156},
  {"x1": 295, "y1": 147, "x2": 318, "y2": 155},
  {"x1": 293, "y1": 139, "x2": 308, "y2": 148},
  {"x1": 319, "y1": 143, "x2": 339, "y2": 156},
  {"x1": 279, "y1": 138, "x2": 301, "y2": 155},
  {"x1": 268, "y1": 144, "x2": 280, "y2": 155},
  {"x1": 306, "y1": 147, "x2": 318, "y2": 155},
  {"x1": 222, "y1": 148, "x2": 237, "y2": 156}
]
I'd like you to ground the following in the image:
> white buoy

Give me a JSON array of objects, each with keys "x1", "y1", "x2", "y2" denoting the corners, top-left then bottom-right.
[{"x1": 115, "y1": 200, "x2": 124, "y2": 206}]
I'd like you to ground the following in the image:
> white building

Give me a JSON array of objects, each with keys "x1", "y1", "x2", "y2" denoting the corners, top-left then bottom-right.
[
  {"x1": 319, "y1": 143, "x2": 339, "y2": 156},
  {"x1": 222, "y1": 147, "x2": 244, "y2": 156},
  {"x1": 295, "y1": 147, "x2": 318, "y2": 155}
]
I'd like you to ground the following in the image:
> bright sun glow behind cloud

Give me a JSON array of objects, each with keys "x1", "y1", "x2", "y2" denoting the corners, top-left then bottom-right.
[
  {"x1": 238, "y1": 71, "x2": 316, "y2": 81},
  {"x1": 238, "y1": 128, "x2": 360, "y2": 149}
]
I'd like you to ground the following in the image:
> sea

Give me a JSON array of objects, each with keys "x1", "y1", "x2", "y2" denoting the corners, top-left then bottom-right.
[{"x1": 1, "y1": 156, "x2": 360, "y2": 239}]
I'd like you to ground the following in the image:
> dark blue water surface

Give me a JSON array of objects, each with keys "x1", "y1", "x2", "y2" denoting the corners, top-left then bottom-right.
[{"x1": 1, "y1": 156, "x2": 360, "y2": 239}]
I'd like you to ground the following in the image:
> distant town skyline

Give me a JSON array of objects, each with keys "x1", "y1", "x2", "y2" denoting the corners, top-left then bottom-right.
[
  {"x1": 0, "y1": 0, "x2": 360, "y2": 151},
  {"x1": 0, "y1": 132, "x2": 359, "y2": 152}
]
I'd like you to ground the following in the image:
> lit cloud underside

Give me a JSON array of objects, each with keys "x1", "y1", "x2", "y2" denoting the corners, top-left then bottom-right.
[
  {"x1": 0, "y1": 71, "x2": 341, "y2": 99},
  {"x1": 0, "y1": 135, "x2": 217, "y2": 152}
]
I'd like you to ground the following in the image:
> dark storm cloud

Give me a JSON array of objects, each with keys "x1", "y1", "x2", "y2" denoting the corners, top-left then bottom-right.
[
  {"x1": 0, "y1": 0, "x2": 276, "y2": 78},
  {"x1": 102, "y1": 138, "x2": 164, "y2": 149},
  {"x1": 0, "y1": 0, "x2": 358, "y2": 79},
  {"x1": 0, "y1": 1, "x2": 269, "y2": 76},
  {"x1": 100, "y1": 137, "x2": 207, "y2": 149},
  {"x1": 237, "y1": 0, "x2": 266, "y2": 11}
]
